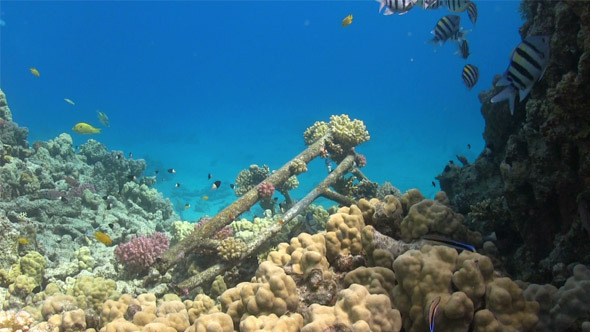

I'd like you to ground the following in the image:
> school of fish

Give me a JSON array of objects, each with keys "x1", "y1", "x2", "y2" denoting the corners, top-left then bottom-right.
[{"x1": 369, "y1": 0, "x2": 550, "y2": 113}]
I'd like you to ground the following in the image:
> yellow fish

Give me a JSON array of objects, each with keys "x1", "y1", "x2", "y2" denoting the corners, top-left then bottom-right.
[
  {"x1": 342, "y1": 14, "x2": 353, "y2": 27},
  {"x1": 94, "y1": 231, "x2": 112, "y2": 246},
  {"x1": 72, "y1": 122, "x2": 101, "y2": 134},
  {"x1": 30, "y1": 67, "x2": 40, "y2": 77},
  {"x1": 202, "y1": 195, "x2": 209, "y2": 201},
  {"x1": 17, "y1": 237, "x2": 30, "y2": 245},
  {"x1": 64, "y1": 98, "x2": 75, "y2": 105}
]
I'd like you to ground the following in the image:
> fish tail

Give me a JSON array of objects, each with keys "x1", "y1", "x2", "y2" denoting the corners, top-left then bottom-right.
[
  {"x1": 96, "y1": 128, "x2": 102, "y2": 133},
  {"x1": 491, "y1": 85, "x2": 517, "y2": 115},
  {"x1": 376, "y1": 0, "x2": 386, "y2": 12}
]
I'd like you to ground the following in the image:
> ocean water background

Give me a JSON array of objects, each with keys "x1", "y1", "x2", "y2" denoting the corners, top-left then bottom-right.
[{"x1": 0, "y1": 0, "x2": 522, "y2": 220}]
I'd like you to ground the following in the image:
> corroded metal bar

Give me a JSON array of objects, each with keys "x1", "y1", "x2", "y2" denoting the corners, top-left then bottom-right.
[
  {"x1": 154, "y1": 133, "x2": 331, "y2": 274},
  {"x1": 176, "y1": 154, "x2": 356, "y2": 291}
]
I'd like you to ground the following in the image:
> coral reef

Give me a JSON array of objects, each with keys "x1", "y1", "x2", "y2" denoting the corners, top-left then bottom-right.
[{"x1": 436, "y1": 1, "x2": 590, "y2": 283}]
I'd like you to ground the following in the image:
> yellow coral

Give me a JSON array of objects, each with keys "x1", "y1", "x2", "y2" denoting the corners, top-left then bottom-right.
[
  {"x1": 303, "y1": 121, "x2": 329, "y2": 146},
  {"x1": 217, "y1": 237, "x2": 247, "y2": 261}
]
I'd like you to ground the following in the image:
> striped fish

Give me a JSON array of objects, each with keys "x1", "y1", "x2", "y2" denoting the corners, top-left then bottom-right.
[
  {"x1": 417, "y1": 0, "x2": 442, "y2": 10},
  {"x1": 491, "y1": 35, "x2": 550, "y2": 114},
  {"x1": 455, "y1": 39, "x2": 470, "y2": 59},
  {"x1": 428, "y1": 296, "x2": 441, "y2": 332},
  {"x1": 449, "y1": 29, "x2": 470, "y2": 42},
  {"x1": 467, "y1": 1, "x2": 478, "y2": 25},
  {"x1": 428, "y1": 15, "x2": 461, "y2": 47},
  {"x1": 377, "y1": 0, "x2": 419, "y2": 15},
  {"x1": 462, "y1": 64, "x2": 479, "y2": 90},
  {"x1": 444, "y1": 0, "x2": 471, "y2": 12}
]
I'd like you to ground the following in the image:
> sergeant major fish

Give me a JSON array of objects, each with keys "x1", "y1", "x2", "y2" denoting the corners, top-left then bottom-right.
[
  {"x1": 467, "y1": 2, "x2": 478, "y2": 25},
  {"x1": 428, "y1": 15, "x2": 461, "y2": 47},
  {"x1": 377, "y1": 0, "x2": 419, "y2": 15},
  {"x1": 443, "y1": 0, "x2": 471, "y2": 12},
  {"x1": 490, "y1": 35, "x2": 550, "y2": 115},
  {"x1": 462, "y1": 64, "x2": 479, "y2": 90}
]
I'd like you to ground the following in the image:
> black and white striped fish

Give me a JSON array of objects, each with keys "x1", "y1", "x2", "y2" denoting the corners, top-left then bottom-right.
[
  {"x1": 455, "y1": 39, "x2": 470, "y2": 59},
  {"x1": 428, "y1": 15, "x2": 461, "y2": 47},
  {"x1": 377, "y1": 0, "x2": 419, "y2": 15},
  {"x1": 444, "y1": 0, "x2": 471, "y2": 12},
  {"x1": 467, "y1": 2, "x2": 478, "y2": 25},
  {"x1": 417, "y1": 0, "x2": 442, "y2": 10},
  {"x1": 462, "y1": 64, "x2": 479, "y2": 90},
  {"x1": 491, "y1": 35, "x2": 550, "y2": 114}
]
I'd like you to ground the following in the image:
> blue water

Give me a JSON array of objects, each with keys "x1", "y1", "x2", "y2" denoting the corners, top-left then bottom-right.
[{"x1": 0, "y1": 1, "x2": 522, "y2": 220}]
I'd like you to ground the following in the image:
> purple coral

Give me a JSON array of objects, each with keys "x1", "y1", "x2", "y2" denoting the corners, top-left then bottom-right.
[
  {"x1": 257, "y1": 182, "x2": 275, "y2": 199},
  {"x1": 114, "y1": 232, "x2": 170, "y2": 272}
]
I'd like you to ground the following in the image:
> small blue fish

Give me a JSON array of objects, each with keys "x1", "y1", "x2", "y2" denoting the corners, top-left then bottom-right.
[
  {"x1": 422, "y1": 234, "x2": 476, "y2": 252},
  {"x1": 0, "y1": 19, "x2": 5, "y2": 27}
]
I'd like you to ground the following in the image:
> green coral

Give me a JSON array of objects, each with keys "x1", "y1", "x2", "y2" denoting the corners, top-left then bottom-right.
[
  {"x1": 68, "y1": 276, "x2": 119, "y2": 312},
  {"x1": 231, "y1": 214, "x2": 275, "y2": 243},
  {"x1": 73, "y1": 246, "x2": 95, "y2": 271},
  {"x1": 329, "y1": 114, "x2": 370, "y2": 149},
  {"x1": 19, "y1": 251, "x2": 46, "y2": 284},
  {"x1": 234, "y1": 164, "x2": 271, "y2": 196},
  {"x1": 211, "y1": 275, "x2": 227, "y2": 299},
  {"x1": 8, "y1": 274, "x2": 38, "y2": 296},
  {"x1": 279, "y1": 175, "x2": 299, "y2": 192},
  {"x1": 289, "y1": 159, "x2": 308, "y2": 175},
  {"x1": 303, "y1": 121, "x2": 329, "y2": 146},
  {"x1": 171, "y1": 220, "x2": 195, "y2": 244},
  {"x1": 217, "y1": 237, "x2": 247, "y2": 261}
]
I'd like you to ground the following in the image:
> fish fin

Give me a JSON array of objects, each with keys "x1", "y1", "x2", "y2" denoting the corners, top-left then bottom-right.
[
  {"x1": 519, "y1": 86, "x2": 532, "y2": 102},
  {"x1": 539, "y1": 65, "x2": 548, "y2": 81},
  {"x1": 384, "y1": 7, "x2": 394, "y2": 15},
  {"x1": 491, "y1": 85, "x2": 517, "y2": 115},
  {"x1": 96, "y1": 128, "x2": 102, "y2": 133},
  {"x1": 398, "y1": 11, "x2": 409, "y2": 15},
  {"x1": 495, "y1": 75, "x2": 511, "y2": 87},
  {"x1": 376, "y1": 0, "x2": 386, "y2": 12}
]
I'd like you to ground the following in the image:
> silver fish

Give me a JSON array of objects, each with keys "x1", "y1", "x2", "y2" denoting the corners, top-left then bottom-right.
[
  {"x1": 491, "y1": 35, "x2": 551, "y2": 114},
  {"x1": 97, "y1": 110, "x2": 110, "y2": 127}
]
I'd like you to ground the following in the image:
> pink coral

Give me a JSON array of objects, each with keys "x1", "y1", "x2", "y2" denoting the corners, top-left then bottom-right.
[
  {"x1": 355, "y1": 153, "x2": 367, "y2": 168},
  {"x1": 257, "y1": 182, "x2": 275, "y2": 199},
  {"x1": 114, "y1": 233, "x2": 170, "y2": 272}
]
